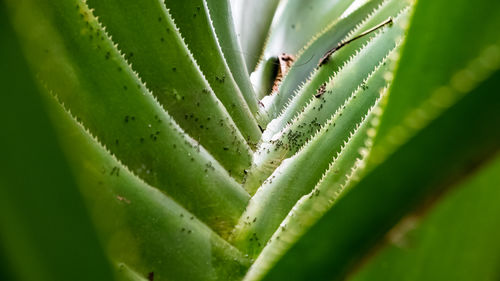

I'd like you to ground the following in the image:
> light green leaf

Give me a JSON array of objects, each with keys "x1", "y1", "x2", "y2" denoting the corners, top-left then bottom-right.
[
  {"x1": 244, "y1": 8, "x2": 409, "y2": 192},
  {"x1": 258, "y1": 0, "x2": 410, "y2": 123},
  {"x1": 258, "y1": 44, "x2": 500, "y2": 281},
  {"x1": 44, "y1": 92, "x2": 250, "y2": 281},
  {"x1": 242, "y1": 96, "x2": 383, "y2": 281},
  {"x1": 164, "y1": 0, "x2": 262, "y2": 145},
  {"x1": 259, "y1": 0, "x2": 356, "y2": 60},
  {"x1": 114, "y1": 264, "x2": 149, "y2": 281},
  {"x1": 257, "y1": 0, "x2": 500, "y2": 279},
  {"x1": 86, "y1": 0, "x2": 253, "y2": 180},
  {"x1": 6, "y1": 0, "x2": 249, "y2": 236},
  {"x1": 251, "y1": 0, "x2": 385, "y2": 104},
  {"x1": 205, "y1": 0, "x2": 259, "y2": 116},
  {"x1": 231, "y1": 78, "x2": 389, "y2": 256},
  {"x1": 230, "y1": 0, "x2": 281, "y2": 72}
]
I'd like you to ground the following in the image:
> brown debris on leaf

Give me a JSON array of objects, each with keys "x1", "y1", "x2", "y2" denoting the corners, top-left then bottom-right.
[
  {"x1": 318, "y1": 17, "x2": 394, "y2": 68},
  {"x1": 314, "y1": 82, "x2": 327, "y2": 98},
  {"x1": 116, "y1": 195, "x2": 131, "y2": 204},
  {"x1": 271, "y1": 53, "x2": 295, "y2": 94}
]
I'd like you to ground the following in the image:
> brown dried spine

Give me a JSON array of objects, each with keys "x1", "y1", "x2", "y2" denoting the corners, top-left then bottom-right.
[{"x1": 318, "y1": 17, "x2": 393, "y2": 67}]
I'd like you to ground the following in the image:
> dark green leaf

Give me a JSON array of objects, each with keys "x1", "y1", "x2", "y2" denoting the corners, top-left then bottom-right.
[
  {"x1": 0, "y1": 5, "x2": 115, "y2": 281},
  {"x1": 348, "y1": 153, "x2": 500, "y2": 281}
]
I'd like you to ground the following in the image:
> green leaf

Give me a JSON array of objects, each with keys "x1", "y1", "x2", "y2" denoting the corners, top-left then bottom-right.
[
  {"x1": 5, "y1": 0, "x2": 249, "y2": 236},
  {"x1": 258, "y1": 0, "x2": 410, "y2": 123},
  {"x1": 258, "y1": 0, "x2": 500, "y2": 277},
  {"x1": 371, "y1": 0, "x2": 500, "y2": 165},
  {"x1": 114, "y1": 264, "x2": 149, "y2": 281},
  {"x1": 242, "y1": 96, "x2": 383, "y2": 281},
  {"x1": 259, "y1": 0, "x2": 356, "y2": 61},
  {"x1": 347, "y1": 153, "x2": 500, "y2": 281},
  {"x1": 230, "y1": 0, "x2": 281, "y2": 72},
  {"x1": 0, "y1": 251, "x2": 14, "y2": 281},
  {"x1": 231, "y1": 79, "x2": 389, "y2": 256},
  {"x1": 205, "y1": 0, "x2": 259, "y2": 116},
  {"x1": 0, "y1": 5, "x2": 115, "y2": 281},
  {"x1": 85, "y1": 0, "x2": 253, "y2": 180},
  {"x1": 164, "y1": 0, "x2": 262, "y2": 145},
  {"x1": 251, "y1": 0, "x2": 385, "y2": 105},
  {"x1": 4, "y1": 0, "x2": 499, "y2": 280},
  {"x1": 244, "y1": 8, "x2": 410, "y2": 192},
  {"x1": 258, "y1": 65, "x2": 500, "y2": 281},
  {"x1": 44, "y1": 92, "x2": 250, "y2": 281}
]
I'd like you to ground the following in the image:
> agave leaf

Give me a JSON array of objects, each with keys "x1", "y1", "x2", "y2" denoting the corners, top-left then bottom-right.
[
  {"x1": 260, "y1": 0, "x2": 357, "y2": 59},
  {"x1": 258, "y1": 4, "x2": 500, "y2": 275},
  {"x1": 230, "y1": 0, "x2": 281, "y2": 72},
  {"x1": 250, "y1": 0, "x2": 357, "y2": 99},
  {"x1": 261, "y1": 67, "x2": 500, "y2": 281},
  {"x1": 44, "y1": 93, "x2": 250, "y2": 281},
  {"x1": 205, "y1": 0, "x2": 259, "y2": 116},
  {"x1": 0, "y1": 255, "x2": 12, "y2": 281},
  {"x1": 250, "y1": 56, "x2": 281, "y2": 102},
  {"x1": 244, "y1": 47, "x2": 397, "y2": 193},
  {"x1": 370, "y1": 0, "x2": 500, "y2": 167},
  {"x1": 92, "y1": 263, "x2": 156, "y2": 281},
  {"x1": 264, "y1": 0, "x2": 500, "y2": 274},
  {"x1": 244, "y1": 9, "x2": 409, "y2": 193},
  {"x1": 242, "y1": 95, "x2": 384, "y2": 281},
  {"x1": 164, "y1": 0, "x2": 262, "y2": 145},
  {"x1": 329, "y1": 0, "x2": 412, "y2": 70},
  {"x1": 85, "y1": 0, "x2": 253, "y2": 180},
  {"x1": 348, "y1": 153, "x2": 500, "y2": 281},
  {"x1": 258, "y1": 0, "x2": 410, "y2": 124},
  {"x1": 114, "y1": 264, "x2": 149, "y2": 281},
  {"x1": 252, "y1": 0, "x2": 384, "y2": 104},
  {"x1": 0, "y1": 7, "x2": 115, "y2": 280},
  {"x1": 6, "y1": 0, "x2": 249, "y2": 236},
  {"x1": 231, "y1": 76, "x2": 390, "y2": 256}
]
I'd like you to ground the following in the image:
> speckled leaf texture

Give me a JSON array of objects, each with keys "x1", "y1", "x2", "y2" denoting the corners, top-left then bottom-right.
[{"x1": 1, "y1": 0, "x2": 499, "y2": 280}]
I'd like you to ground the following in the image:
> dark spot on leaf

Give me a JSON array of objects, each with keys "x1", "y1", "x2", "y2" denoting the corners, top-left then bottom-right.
[
  {"x1": 110, "y1": 166, "x2": 120, "y2": 176},
  {"x1": 315, "y1": 83, "x2": 327, "y2": 98}
]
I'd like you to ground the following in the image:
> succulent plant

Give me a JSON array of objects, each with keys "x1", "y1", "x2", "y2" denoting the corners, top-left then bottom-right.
[{"x1": 1, "y1": 0, "x2": 500, "y2": 280}]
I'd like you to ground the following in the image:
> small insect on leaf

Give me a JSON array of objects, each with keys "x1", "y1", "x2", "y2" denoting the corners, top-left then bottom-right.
[
  {"x1": 318, "y1": 17, "x2": 394, "y2": 67},
  {"x1": 314, "y1": 83, "x2": 327, "y2": 98}
]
